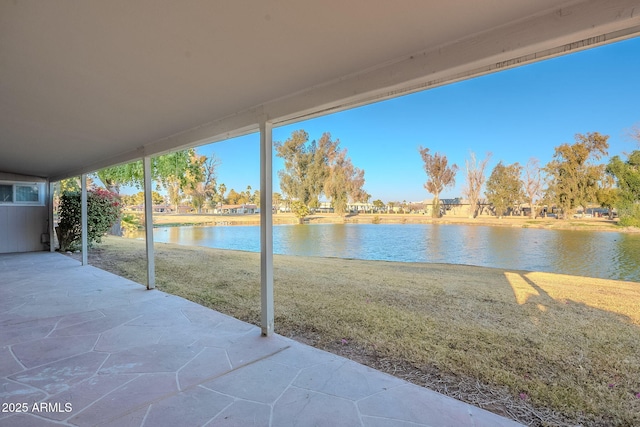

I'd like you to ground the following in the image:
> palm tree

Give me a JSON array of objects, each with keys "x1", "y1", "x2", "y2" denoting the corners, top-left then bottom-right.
[{"x1": 218, "y1": 183, "x2": 227, "y2": 205}]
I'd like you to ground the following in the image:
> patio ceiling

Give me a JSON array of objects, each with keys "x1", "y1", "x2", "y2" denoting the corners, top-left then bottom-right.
[{"x1": 1, "y1": 0, "x2": 640, "y2": 181}]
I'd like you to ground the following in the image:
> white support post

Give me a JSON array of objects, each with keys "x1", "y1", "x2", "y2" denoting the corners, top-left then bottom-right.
[
  {"x1": 143, "y1": 156, "x2": 156, "y2": 289},
  {"x1": 81, "y1": 174, "x2": 88, "y2": 266},
  {"x1": 260, "y1": 120, "x2": 274, "y2": 336},
  {"x1": 48, "y1": 180, "x2": 55, "y2": 252}
]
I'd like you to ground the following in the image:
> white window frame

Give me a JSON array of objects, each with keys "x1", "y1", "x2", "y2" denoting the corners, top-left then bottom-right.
[{"x1": 0, "y1": 181, "x2": 46, "y2": 206}]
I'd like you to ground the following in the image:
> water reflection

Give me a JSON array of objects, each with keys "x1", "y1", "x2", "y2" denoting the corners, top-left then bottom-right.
[
  {"x1": 486, "y1": 227, "x2": 522, "y2": 270},
  {"x1": 613, "y1": 233, "x2": 640, "y2": 281},
  {"x1": 135, "y1": 224, "x2": 639, "y2": 282}
]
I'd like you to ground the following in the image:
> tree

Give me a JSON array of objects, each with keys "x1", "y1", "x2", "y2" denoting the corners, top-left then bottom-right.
[
  {"x1": 324, "y1": 148, "x2": 367, "y2": 216},
  {"x1": 95, "y1": 162, "x2": 144, "y2": 235},
  {"x1": 166, "y1": 181, "x2": 182, "y2": 211},
  {"x1": 373, "y1": 199, "x2": 385, "y2": 212},
  {"x1": 184, "y1": 153, "x2": 219, "y2": 213},
  {"x1": 307, "y1": 134, "x2": 335, "y2": 210},
  {"x1": 607, "y1": 150, "x2": 640, "y2": 226},
  {"x1": 275, "y1": 130, "x2": 329, "y2": 208},
  {"x1": 523, "y1": 158, "x2": 544, "y2": 218},
  {"x1": 96, "y1": 152, "x2": 208, "y2": 214},
  {"x1": 596, "y1": 174, "x2": 618, "y2": 220},
  {"x1": 418, "y1": 147, "x2": 458, "y2": 217},
  {"x1": 155, "y1": 149, "x2": 203, "y2": 212},
  {"x1": 272, "y1": 192, "x2": 283, "y2": 213},
  {"x1": 463, "y1": 152, "x2": 491, "y2": 218},
  {"x1": 362, "y1": 192, "x2": 372, "y2": 212},
  {"x1": 94, "y1": 151, "x2": 194, "y2": 213},
  {"x1": 96, "y1": 162, "x2": 143, "y2": 194},
  {"x1": 545, "y1": 132, "x2": 609, "y2": 218},
  {"x1": 387, "y1": 201, "x2": 395, "y2": 213},
  {"x1": 485, "y1": 162, "x2": 523, "y2": 218},
  {"x1": 275, "y1": 130, "x2": 366, "y2": 215},
  {"x1": 237, "y1": 191, "x2": 250, "y2": 204},
  {"x1": 227, "y1": 189, "x2": 242, "y2": 204},
  {"x1": 217, "y1": 183, "x2": 227, "y2": 205},
  {"x1": 290, "y1": 200, "x2": 310, "y2": 223},
  {"x1": 56, "y1": 188, "x2": 121, "y2": 252},
  {"x1": 122, "y1": 191, "x2": 164, "y2": 206}
]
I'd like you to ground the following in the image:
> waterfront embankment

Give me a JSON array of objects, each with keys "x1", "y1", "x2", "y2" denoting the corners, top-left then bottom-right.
[{"x1": 143, "y1": 212, "x2": 639, "y2": 234}]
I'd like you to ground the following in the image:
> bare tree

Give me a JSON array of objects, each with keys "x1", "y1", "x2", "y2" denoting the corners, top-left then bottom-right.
[
  {"x1": 418, "y1": 146, "x2": 458, "y2": 217},
  {"x1": 629, "y1": 124, "x2": 640, "y2": 147},
  {"x1": 523, "y1": 158, "x2": 543, "y2": 218},
  {"x1": 463, "y1": 151, "x2": 491, "y2": 218}
]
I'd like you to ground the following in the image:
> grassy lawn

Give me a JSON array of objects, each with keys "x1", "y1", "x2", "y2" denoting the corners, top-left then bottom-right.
[{"x1": 81, "y1": 236, "x2": 640, "y2": 426}]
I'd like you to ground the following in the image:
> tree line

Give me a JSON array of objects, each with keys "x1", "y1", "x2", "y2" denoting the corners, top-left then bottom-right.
[
  {"x1": 420, "y1": 130, "x2": 640, "y2": 226},
  {"x1": 66, "y1": 129, "x2": 367, "y2": 219},
  {"x1": 61, "y1": 127, "x2": 639, "y2": 228},
  {"x1": 89, "y1": 130, "x2": 369, "y2": 216}
]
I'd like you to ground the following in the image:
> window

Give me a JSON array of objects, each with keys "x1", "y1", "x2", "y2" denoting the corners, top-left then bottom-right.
[
  {"x1": 0, "y1": 184, "x2": 12, "y2": 202},
  {"x1": 0, "y1": 182, "x2": 45, "y2": 206},
  {"x1": 16, "y1": 184, "x2": 40, "y2": 202}
]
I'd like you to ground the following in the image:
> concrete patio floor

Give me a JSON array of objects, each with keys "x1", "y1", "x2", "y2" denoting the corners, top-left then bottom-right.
[{"x1": 1, "y1": 252, "x2": 523, "y2": 427}]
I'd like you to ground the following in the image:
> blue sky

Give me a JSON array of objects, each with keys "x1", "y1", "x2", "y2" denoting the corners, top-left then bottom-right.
[{"x1": 180, "y1": 36, "x2": 640, "y2": 203}]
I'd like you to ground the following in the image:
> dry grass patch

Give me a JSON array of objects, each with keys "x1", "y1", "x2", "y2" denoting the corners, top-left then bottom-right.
[{"x1": 82, "y1": 236, "x2": 640, "y2": 426}]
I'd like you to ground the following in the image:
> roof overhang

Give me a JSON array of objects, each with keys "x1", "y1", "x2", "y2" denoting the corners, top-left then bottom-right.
[{"x1": 1, "y1": 0, "x2": 639, "y2": 181}]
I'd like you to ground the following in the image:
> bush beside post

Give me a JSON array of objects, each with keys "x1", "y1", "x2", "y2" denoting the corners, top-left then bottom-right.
[{"x1": 56, "y1": 188, "x2": 121, "y2": 252}]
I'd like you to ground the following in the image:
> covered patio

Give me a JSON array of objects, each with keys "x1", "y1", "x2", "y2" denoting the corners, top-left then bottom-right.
[
  {"x1": 2, "y1": 1, "x2": 640, "y2": 426},
  {"x1": 2, "y1": 252, "x2": 520, "y2": 426}
]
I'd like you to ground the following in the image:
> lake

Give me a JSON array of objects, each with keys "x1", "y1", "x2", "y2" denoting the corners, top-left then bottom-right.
[{"x1": 134, "y1": 223, "x2": 640, "y2": 282}]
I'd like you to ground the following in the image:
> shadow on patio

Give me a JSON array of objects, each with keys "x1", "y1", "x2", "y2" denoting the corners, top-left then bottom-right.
[{"x1": 1, "y1": 252, "x2": 521, "y2": 427}]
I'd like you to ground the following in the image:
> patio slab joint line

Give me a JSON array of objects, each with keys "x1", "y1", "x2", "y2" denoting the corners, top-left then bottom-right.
[
  {"x1": 8, "y1": 346, "x2": 27, "y2": 370},
  {"x1": 96, "y1": 344, "x2": 291, "y2": 426},
  {"x1": 138, "y1": 403, "x2": 153, "y2": 427}
]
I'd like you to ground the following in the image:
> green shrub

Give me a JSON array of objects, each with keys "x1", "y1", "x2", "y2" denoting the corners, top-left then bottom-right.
[
  {"x1": 618, "y1": 204, "x2": 640, "y2": 228},
  {"x1": 56, "y1": 188, "x2": 121, "y2": 251}
]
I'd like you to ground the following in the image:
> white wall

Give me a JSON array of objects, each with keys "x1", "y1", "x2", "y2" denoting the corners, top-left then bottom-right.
[{"x1": 0, "y1": 172, "x2": 48, "y2": 253}]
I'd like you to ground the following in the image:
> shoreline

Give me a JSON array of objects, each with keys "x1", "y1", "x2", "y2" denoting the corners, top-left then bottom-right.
[{"x1": 139, "y1": 211, "x2": 640, "y2": 234}]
